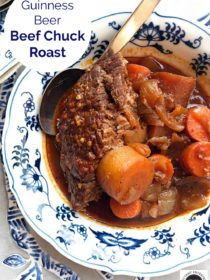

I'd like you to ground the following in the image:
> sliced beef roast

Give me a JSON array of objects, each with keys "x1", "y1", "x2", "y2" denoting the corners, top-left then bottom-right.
[{"x1": 56, "y1": 53, "x2": 139, "y2": 210}]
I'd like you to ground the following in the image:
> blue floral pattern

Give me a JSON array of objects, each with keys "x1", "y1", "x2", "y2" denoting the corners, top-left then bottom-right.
[
  {"x1": 11, "y1": 94, "x2": 77, "y2": 223},
  {"x1": 1, "y1": 10, "x2": 210, "y2": 277},
  {"x1": 89, "y1": 230, "x2": 147, "y2": 263},
  {"x1": 3, "y1": 166, "x2": 80, "y2": 279},
  {"x1": 143, "y1": 228, "x2": 175, "y2": 264},
  {"x1": 56, "y1": 224, "x2": 88, "y2": 248},
  {"x1": 22, "y1": 92, "x2": 40, "y2": 131},
  {"x1": 21, "y1": 164, "x2": 43, "y2": 192},
  {"x1": 109, "y1": 20, "x2": 203, "y2": 55}
]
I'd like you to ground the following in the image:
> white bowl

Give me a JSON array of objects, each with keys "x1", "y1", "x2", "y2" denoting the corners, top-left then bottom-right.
[{"x1": 2, "y1": 9, "x2": 210, "y2": 277}]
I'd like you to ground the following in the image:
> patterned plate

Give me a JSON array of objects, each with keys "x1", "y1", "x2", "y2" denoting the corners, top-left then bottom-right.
[
  {"x1": 2, "y1": 11, "x2": 210, "y2": 277},
  {"x1": 0, "y1": 10, "x2": 17, "y2": 79}
]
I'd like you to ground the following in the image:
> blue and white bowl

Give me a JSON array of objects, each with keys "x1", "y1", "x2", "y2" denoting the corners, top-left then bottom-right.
[{"x1": 2, "y1": 5, "x2": 210, "y2": 278}]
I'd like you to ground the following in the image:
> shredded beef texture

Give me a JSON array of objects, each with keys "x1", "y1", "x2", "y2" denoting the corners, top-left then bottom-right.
[{"x1": 56, "y1": 52, "x2": 139, "y2": 210}]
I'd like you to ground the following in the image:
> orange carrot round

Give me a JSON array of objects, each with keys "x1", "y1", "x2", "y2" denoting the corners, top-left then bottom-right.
[
  {"x1": 149, "y1": 154, "x2": 174, "y2": 184},
  {"x1": 110, "y1": 198, "x2": 142, "y2": 219},
  {"x1": 180, "y1": 142, "x2": 210, "y2": 177},
  {"x1": 185, "y1": 105, "x2": 210, "y2": 142},
  {"x1": 127, "y1": 64, "x2": 151, "y2": 92}
]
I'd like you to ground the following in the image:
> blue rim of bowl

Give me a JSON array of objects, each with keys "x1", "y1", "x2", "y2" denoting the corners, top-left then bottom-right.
[{"x1": 2, "y1": 12, "x2": 210, "y2": 276}]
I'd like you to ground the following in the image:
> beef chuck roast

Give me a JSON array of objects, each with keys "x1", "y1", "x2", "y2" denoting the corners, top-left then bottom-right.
[{"x1": 56, "y1": 52, "x2": 140, "y2": 210}]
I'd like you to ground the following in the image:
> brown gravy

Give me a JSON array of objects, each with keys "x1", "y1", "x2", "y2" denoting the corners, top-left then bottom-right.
[{"x1": 46, "y1": 56, "x2": 209, "y2": 228}]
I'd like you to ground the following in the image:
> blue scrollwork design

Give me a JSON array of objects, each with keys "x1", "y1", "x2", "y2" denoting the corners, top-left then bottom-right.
[
  {"x1": 179, "y1": 245, "x2": 190, "y2": 259},
  {"x1": 134, "y1": 21, "x2": 202, "y2": 53},
  {"x1": 189, "y1": 205, "x2": 210, "y2": 222},
  {"x1": 11, "y1": 125, "x2": 74, "y2": 222},
  {"x1": 93, "y1": 40, "x2": 109, "y2": 60},
  {"x1": 190, "y1": 53, "x2": 210, "y2": 77},
  {"x1": 88, "y1": 229, "x2": 147, "y2": 263},
  {"x1": 56, "y1": 204, "x2": 78, "y2": 221},
  {"x1": 12, "y1": 126, "x2": 54, "y2": 220},
  {"x1": 90, "y1": 229, "x2": 147, "y2": 250},
  {"x1": 143, "y1": 227, "x2": 175, "y2": 264},
  {"x1": 81, "y1": 31, "x2": 98, "y2": 58},
  {"x1": 62, "y1": 31, "x2": 100, "y2": 68},
  {"x1": 12, "y1": 128, "x2": 45, "y2": 196},
  {"x1": 164, "y1": 22, "x2": 202, "y2": 49},
  {"x1": 37, "y1": 72, "x2": 57, "y2": 91},
  {"x1": 71, "y1": 31, "x2": 99, "y2": 67},
  {"x1": 108, "y1": 21, "x2": 121, "y2": 31},
  {"x1": 187, "y1": 216, "x2": 210, "y2": 246},
  {"x1": 56, "y1": 224, "x2": 88, "y2": 248},
  {"x1": 10, "y1": 92, "x2": 78, "y2": 222},
  {"x1": 109, "y1": 20, "x2": 203, "y2": 55},
  {"x1": 12, "y1": 126, "x2": 29, "y2": 168}
]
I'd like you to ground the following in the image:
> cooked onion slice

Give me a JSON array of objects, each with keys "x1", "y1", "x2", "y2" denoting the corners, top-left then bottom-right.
[{"x1": 139, "y1": 80, "x2": 187, "y2": 132}]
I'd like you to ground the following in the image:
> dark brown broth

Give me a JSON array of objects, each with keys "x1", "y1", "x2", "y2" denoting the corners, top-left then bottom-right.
[{"x1": 46, "y1": 56, "x2": 209, "y2": 228}]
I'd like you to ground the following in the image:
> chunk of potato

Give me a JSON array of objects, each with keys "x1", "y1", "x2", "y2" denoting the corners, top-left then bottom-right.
[
  {"x1": 97, "y1": 146, "x2": 154, "y2": 205},
  {"x1": 124, "y1": 126, "x2": 147, "y2": 144}
]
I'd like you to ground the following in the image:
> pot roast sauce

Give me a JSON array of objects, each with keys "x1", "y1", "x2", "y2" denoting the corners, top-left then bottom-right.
[{"x1": 46, "y1": 56, "x2": 209, "y2": 228}]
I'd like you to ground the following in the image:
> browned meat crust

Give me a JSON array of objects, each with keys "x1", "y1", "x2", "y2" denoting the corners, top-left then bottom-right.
[{"x1": 56, "y1": 53, "x2": 139, "y2": 210}]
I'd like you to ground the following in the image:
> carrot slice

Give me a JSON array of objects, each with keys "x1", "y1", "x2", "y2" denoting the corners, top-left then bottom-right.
[
  {"x1": 185, "y1": 106, "x2": 210, "y2": 142},
  {"x1": 128, "y1": 143, "x2": 151, "y2": 157},
  {"x1": 149, "y1": 154, "x2": 174, "y2": 184},
  {"x1": 180, "y1": 142, "x2": 210, "y2": 177},
  {"x1": 127, "y1": 64, "x2": 151, "y2": 92},
  {"x1": 110, "y1": 198, "x2": 141, "y2": 219},
  {"x1": 152, "y1": 72, "x2": 196, "y2": 107}
]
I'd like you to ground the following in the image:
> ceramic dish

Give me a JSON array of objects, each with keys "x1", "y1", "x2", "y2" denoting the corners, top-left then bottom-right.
[
  {"x1": 2, "y1": 11, "x2": 210, "y2": 277},
  {"x1": 0, "y1": 10, "x2": 17, "y2": 79}
]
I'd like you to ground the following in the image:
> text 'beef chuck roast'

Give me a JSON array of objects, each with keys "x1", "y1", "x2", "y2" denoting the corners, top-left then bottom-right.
[{"x1": 56, "y1": 52, "x2": 140, "y2": 210}]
